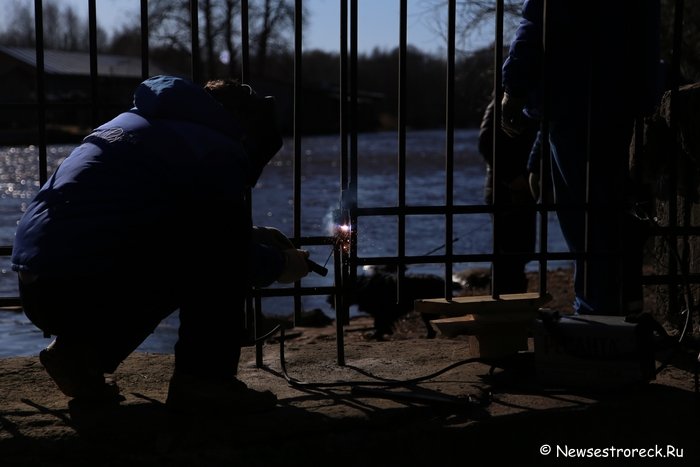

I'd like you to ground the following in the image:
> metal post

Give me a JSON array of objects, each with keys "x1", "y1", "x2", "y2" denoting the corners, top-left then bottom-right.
[
  {"x1": 444, "y1": 0, "x2": 456, "y2": 300},
  {"x1": 241, "y1": 0, "x2": 250, "y2": 83},
  {"x1": 667, "y1": 0, "x2": 684, "y2": 322},
  {"x1": 88, "y1": 0, "x2": 99, "y2": 127},
  {"x1": 397, "y1": 0, "x2": 407, "y2": 306},
  {"x1": 190, "y1": 0, "x2": 201, "y2": 84},
  {"x1": 293, "y1": 0, "x2": 303, "y2": 324},
  {"x1": 492, "y1": 0, "x2": 504, "y2": 299},
  {"x1": 538, "y1": 0, "x2": 551, "y2": 296},
  {"x1": 140, "y1": 0, "x2": 149, "y2": 79},
  {"x1": 33, "y1": 0, "x2": 48, "y2": 186}
]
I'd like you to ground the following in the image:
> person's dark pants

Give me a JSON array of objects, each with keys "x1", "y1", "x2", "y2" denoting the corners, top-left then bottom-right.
[
  {"x1": 175, "y1": 271, "x2": 246, "y2": 379},
  {"x1": 19, "y1": 269, "x2": 246, "y2": 379},
  {"x1": 549, "y1": 119, "x2": 646, "y2": 314},
  {"x1": 485, "y1": 169, "x2": 537, "y2": 294}
]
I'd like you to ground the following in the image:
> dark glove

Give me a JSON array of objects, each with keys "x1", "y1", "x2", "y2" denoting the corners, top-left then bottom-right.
[
  {"x1": 501, "y1": 92, "x2": 528, "y2": 138},
  {"x1": 252, "y1": 226, "x2": 295, "y2": 250},
  {"x1": 278, "y1": 249, "x2": 310, "y2": 283},
  {"x1": 252, "y1": 226, "x2": 310, "y2": 283}
]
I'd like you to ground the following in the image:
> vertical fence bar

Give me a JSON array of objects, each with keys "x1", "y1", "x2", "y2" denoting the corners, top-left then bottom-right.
[
  {"x1": 140, "y1": 0, "x2": 149, "y2": 79},
  {"x1": 341, "y1": 0, "x2": 358, "y2": 346},
  {"x1": 538, "y1": 0, "x2": 551, "y2": 296},
  {"x1": 349, "y1": 0, "x2": 358, "y2": 296},
  {"x1": 537, "y1": 140, "x2": 551, "y2": 296},
  {"x1": 190, "y1": 0, "x2": 201, "y2": 83},
  {"x1": 235, "y1": 0, "x2": 262, "y2": 367},
  {"x1": 443, "y1": 0, "x2": 456, "y2": 299},
  {"x1": 33, "y1": 0, "x2": 48, "y2": 186},
  {"x1": 491, "y1": 0, "x2": 504, "y2": 299},
  {"x1": 241, "y1": 0, "x2": 250, "y2": 83},
  {"x1": 336, "y1": 0, "x2": 349, "y2": 366},
  {"x1": 666, "y1": 0, "x2": 684, "y2": 320},
  {"x1": 397, "y1": 0, "x2": 407, "y2": 304},
  {"x1": 340, "y1": 0, "x2": 348, "y2": 195},
  {"x1": 293, "y1": 0, "x2": 304, "y2": 323},
  {"x1": 88, "y1": 0, "x2": 99, "y2": 127},
  {"x1": 582, "y1": 3, "x2": 594, "y2": 308}
]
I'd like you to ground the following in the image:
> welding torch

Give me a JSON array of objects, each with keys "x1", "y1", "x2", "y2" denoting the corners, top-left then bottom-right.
[{"x1": 306, "y1": 258, "x2": 328, "y2": 277}]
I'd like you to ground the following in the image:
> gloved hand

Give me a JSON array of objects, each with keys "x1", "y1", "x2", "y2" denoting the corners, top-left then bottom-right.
[
  {"x1": 252, "y1": 226, "x2": 310, "y2": 283},
  {"x1": 501, "y1": 92, "x2": 528, "y2": 138},
  {"x1": 278, "y1": 249, "x2": 310, "y2": 283},
  {"x1": 252, "y1": 226, "x2": 295, "y2": 250}
]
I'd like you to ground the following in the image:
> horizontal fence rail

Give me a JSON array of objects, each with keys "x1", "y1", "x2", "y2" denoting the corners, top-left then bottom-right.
[{"x1": 0, "y1": 0, "x2": 695, "y2": 359}]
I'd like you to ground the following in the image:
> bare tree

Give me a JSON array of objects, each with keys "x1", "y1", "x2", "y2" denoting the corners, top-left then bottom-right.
[
  {"x1": 249, "y1": 0, "x2": 296, "y2": 77},
  {"x1": 42, "y1": 1, "x2": 62, "y2": 49},
  {"x1": 143, "y1": 0, "x2": 301, "y2": 80},
  {"x1": 202, "y1": 0, "x2": 217, "y2": 78},
  {"x1": 0, "y1": 0, "x2": 107, "y2": 51},
  {"x1": 148, "y1": 0, "x2": 193, "y2": 53},
  {"x1": 147, "y1": 0, "x2": 237, "y2": 79},
  {"x1": 418, "y1": 0, "x2": 523, "y2": 55},
  {"x1": 0, "y1": 0, "x2": 35, "y2": 46},
  {"x1": 62, "y1": 5, "x2": 82, "y2": 51},
  {"x1": 222, "y1": 0, "x2": 241, "y2": 77}
]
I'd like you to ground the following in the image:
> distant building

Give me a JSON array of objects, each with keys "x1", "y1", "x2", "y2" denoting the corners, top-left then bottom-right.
[
  {"x1": 0, "y1": 46, "x2": 173, "y2": 143},
  {"x1": 0, "y1": 45, "x2": 387, "y2": 142}
]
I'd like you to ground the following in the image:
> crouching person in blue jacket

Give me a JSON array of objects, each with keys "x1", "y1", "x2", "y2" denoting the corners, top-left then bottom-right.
[{"x1": 11, "y1": 75, "x2": 309, "y2": 412}]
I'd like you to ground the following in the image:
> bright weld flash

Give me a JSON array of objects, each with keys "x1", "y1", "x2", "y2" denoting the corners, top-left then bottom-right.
[{"x1": 334, "y1": 224, "x2": 352, "y2": 252}]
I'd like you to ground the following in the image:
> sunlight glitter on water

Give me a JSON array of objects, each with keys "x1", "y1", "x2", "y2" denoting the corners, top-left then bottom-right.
[{"x1": 0, "y1": 129, "x2": 569, "y2": 356}]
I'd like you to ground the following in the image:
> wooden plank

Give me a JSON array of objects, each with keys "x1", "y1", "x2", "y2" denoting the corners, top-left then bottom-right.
[
  {"x1": 416, "y1": 292, "x2": 551, "y2": 317},
  {"x1": 429, "y1": 314, "x2": 536, "y2": 337}
]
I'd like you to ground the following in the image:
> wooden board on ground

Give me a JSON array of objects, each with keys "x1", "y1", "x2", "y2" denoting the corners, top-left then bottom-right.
[
  {"x1": 415, "y1": 292, "x2": 551, "y2": 317},
  {"x1": 420, "y1": 293, "x2": 552, "y2": 356},
  {"x1": 428, "y1": 314, "x2": 535, "y2": 336}
]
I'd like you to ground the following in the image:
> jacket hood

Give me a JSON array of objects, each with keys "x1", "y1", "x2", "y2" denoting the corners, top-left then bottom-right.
[{"x1": 132, "y1": 75, "x2": 246, "y2": 141}]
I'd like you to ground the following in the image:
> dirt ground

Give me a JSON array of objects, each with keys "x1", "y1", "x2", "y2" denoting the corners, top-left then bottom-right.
[{"x1": 1, "y1": 268, "x2": 700, "y2": 466}]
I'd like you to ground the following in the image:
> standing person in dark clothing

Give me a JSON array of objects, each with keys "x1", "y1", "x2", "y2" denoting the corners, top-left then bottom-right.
[
  {"x1": 11, "y1": 75, "x2": 309, "y2": 412},
  {"x1": 501, "y1": 0, "x2": 661, "y2": 315},
  {"x1": 479, "y1": 97, "x2": 539, "y2": 294}
]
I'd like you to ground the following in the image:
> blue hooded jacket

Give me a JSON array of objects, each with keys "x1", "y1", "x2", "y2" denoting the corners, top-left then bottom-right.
[
  {"x1": 12, "y1": 75, "x2": 285, "y2": 286},
  {"x1": 502, "y1": 0, "x2": 661, "y2": 123}
]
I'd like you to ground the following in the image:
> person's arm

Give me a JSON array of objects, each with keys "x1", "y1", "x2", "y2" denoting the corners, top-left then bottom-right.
[
  {"x1": 477, "y1": 99, "x2": 496, "y2": 167},
  {"x1": 502, "y1": 0, "x2": 544, "y2": 99},
  {"x1": 250, "y1": 226, "x2": 309, "y2": 286},
  {"x1": 249, "y1": 242, "x2": 287, "y2": 287},
  {"x1": 500, "y1": 0, "x2": 544, "y2": 136}
]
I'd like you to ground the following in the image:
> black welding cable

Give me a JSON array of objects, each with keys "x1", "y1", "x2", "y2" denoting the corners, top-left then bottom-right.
[
  {"x1": 277, "y1": 326, "x2": 483, "y2": 388},
  {"x1": 254, "y1": 324, "x2": 283, "y2": 343}
]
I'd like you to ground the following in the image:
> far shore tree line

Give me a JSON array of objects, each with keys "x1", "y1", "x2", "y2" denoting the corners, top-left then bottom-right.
[{"x1": 1, "y1": 0, "x2": 698, "y2": 133}]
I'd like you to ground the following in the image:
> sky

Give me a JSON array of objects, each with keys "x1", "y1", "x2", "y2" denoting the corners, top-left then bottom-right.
[
  {"x1": 5, "y1": 0, "x2": 491, "y2": 55},
  {"x1": 302, "y1": 0, "x2": 448, "y2": 54}
]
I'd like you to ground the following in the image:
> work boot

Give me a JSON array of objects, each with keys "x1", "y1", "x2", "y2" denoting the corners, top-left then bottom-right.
[
  {"x1": 165, "y1": 371, "x2": 278, "y2": 415},
  {"x1": 39, "y1": 338, "x2": 121, "y2": 403}
]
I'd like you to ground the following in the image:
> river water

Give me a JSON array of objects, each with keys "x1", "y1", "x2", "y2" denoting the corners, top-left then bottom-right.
[{"x1": 0, "y1": 129, "x2": 568, "y2": 357}]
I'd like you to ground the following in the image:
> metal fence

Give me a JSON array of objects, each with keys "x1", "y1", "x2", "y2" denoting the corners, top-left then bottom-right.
[{"x1": 0, "y1": 0, "x2": 694, "y2": 363}]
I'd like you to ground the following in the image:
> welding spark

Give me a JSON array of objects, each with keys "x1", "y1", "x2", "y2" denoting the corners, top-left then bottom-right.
[{"x1": 334, "y1": 223, "x2": 352, "y2": 253}]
